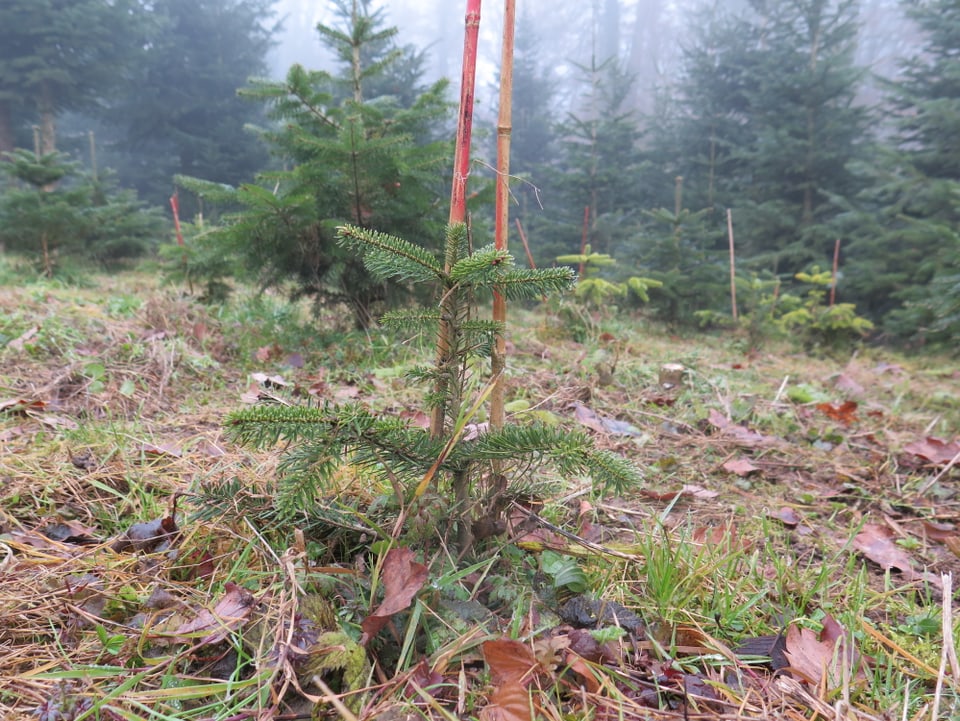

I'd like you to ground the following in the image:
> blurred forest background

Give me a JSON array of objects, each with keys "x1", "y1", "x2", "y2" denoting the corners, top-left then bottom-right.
[{"x1": 1, "y1": 0, "x2": 958, "y2": 348}]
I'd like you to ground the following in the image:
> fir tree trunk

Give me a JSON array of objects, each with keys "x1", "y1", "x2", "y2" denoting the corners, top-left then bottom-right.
[
  {"x1": 38, "y1": 82, "x2": 56, "y2": 155},
  {"x1": 0, "y1": 102, "x2": 14, "y2": 156}
]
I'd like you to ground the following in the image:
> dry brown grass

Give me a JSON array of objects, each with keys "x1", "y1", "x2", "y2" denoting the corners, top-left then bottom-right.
[{"x1": 1, "y1": 276, "x2": 958, "y2": 720}]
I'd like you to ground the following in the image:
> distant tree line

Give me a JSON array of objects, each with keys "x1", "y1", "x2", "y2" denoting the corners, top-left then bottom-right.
[{"x1": 0, "y1": 0, "x2": 956, "y2": 348}]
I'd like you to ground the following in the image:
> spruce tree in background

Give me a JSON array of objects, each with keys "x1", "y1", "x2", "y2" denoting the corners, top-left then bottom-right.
[
  {"x1": 680, "y1": 0, "x2": 868, "y2": 276},
  {"x1": 175, "y1": 0, "x2": 451, "y2": 328},
  {"x1": 734, "y1": 0, "x2": 869, "y2": 276},
  {"x1": 847, "y1": 0, "x2": 960, "y2": 346},
  {"x1": 536, "y1": 58, "x2": 647, "y2": 268},
  {"x1": 0, "y1": 149, "x2": 163, "y2": 275},
  {"x1": 108, "y1": 0, "x2": 277, "y2": 209},
  {"x1": 0, "y1": 0, "x2": 148, "y2": 156}
]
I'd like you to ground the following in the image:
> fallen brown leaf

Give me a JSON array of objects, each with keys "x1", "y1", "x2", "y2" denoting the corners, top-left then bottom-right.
[
  {"x1": 360, "y1": 547, "x2": 428, "y2": 645},
  {"x1": 903, "y1": 436, "x2": 960, "y2": 466},
  {"x1": 722, "y1": 457, "x2": 759, "y2": 476},
  {"x1": 783, "y1": 615, "x2": 863, "y2": 689},
  {"x1": 174, "y1": 582, "x2": 256, "y2": 644},
  {"x1": 816, "y1": 400, "x2": 858, "y2": 425},
  {"x1": 707, "y1": 409, "x2": 776, "y2": 448},
  {"x1": 770, "y1": 507, "x2": 803, "y2": 527}
]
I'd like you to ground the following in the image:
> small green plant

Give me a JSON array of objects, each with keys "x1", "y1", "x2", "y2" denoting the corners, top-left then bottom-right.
[
  {"x1": 780, "y1": 268, "x2": 874, "y2": 349},
  {"x1": 225, "y1": 222, "x2": 642, "y2": 554},
  {"x1": 556, "y1": 245, "x2": 662, "y2": 311}
]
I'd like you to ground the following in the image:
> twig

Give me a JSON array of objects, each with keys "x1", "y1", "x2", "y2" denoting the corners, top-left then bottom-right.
[{"x1": 917, "y1": 448, "x2": 960, "y2": 496}]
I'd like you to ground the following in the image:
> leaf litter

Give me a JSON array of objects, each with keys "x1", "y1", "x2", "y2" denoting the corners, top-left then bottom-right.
[{"x1": 1, "y1": 279, "x2": 960, "y2": 720}]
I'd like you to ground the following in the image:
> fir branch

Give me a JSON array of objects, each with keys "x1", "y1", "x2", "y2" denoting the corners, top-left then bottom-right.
[
  {"x1": 449, "y1": 244, "x2": 513, "y2": 285},
  {"x1": 380, "y1": 308, "x2": 442, "y2": 332},
  {"x1": 336, "y1": 224, "x2": 443, "y2": 282},
  {"x1": 495, "y1": 267, "x2": 577, "y2": 300},
  {"x1": 444, "y1": 223, "x2": 469, "y2": 269}
]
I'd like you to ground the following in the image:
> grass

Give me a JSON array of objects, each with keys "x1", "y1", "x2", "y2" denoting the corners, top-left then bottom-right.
[{"x1": 0, "y1": 264, "x2": 958, "y2": 720}]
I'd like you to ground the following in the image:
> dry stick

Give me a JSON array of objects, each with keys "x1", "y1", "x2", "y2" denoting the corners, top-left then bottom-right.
[
  {"x1": 727, "y1": 208, "x2": 738, "y2": 322},
  {"x1": 430, "y1": 0, "x2": 482, "y2": 440},
  {"x1": 490, "y1": 0, "x2": 515, "y2": 435},
  {"x1": 579, "y1": 205, "x2": 589, "y2": 277},
  {"x1": 830, "y1": 237, "x2": 841, "y2": 307},
  {"x1": 917, "y1": 448, "x2": 960, "y2": 496},
  {"x1": 931, "y1": 573, "x2": 957, "y2": 721},
  {"x1": 514, "y1": 218, "x2": 536, "y2": 270}
]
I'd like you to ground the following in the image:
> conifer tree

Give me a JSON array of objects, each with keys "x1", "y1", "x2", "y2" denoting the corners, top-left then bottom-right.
[
  {"x1": 176, "y1": 1, "x2": 451, "y2": 327},
  {"x1": 0, "y1": 0, "x2": 148, "y2": 155},
  {"x1": 537, "y1": 58, "x2": 648, "y2": 268},
  {"x1": 109, "y1": 0, "x2": 277, "y2": 208},
  {"x1": 848, "y1": 0, "x2": 960, "y2": 345},
  {"x1": 660, "y1": 0, "x2": 870, "y2": 280},
  {"x1": 0, "y1": 149, "x2": 163, "y2": 275}
]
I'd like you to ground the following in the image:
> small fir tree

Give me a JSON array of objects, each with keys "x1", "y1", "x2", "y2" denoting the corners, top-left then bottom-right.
[
  {"x1": 225, "y1": 222, "x2": 641, "y2": 553},
  {"x1": 174, "y1": 1, "x2": 451, "y2": 327},
  {"x1": 0, "y1": 149, "x2": 162, "y2": 276}
]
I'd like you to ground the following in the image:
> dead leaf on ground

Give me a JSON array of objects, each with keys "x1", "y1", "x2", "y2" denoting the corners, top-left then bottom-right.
[
  {"x1": 136, "y1": 441, "x2": 183, "y2": 459},
  {"x1": 706, "y1": 409, "x2": 776, "y2": 448},
  {"x1": 111, "y1": 515, "x2": 179, "y2": 553},
  {"x1": 816, "y1": 401, "x2": 859, "y2": 425},
  {"x1": 783, "y1": 615, "x2": 863, "y2": 689},
  {"x1": 38, "y1": 414, "x2": 79, "y2": 430},
  {"x1": 573, "y1": 403, "x2": 642, "y2": 437},
  {"x1": 853, "y1": 523, "x2": 913, "y2": 572},
  {"x1": 770, "y1": 507, "x2": 803, "y2": 527},
  {"x1": 254, "y1": 344, "x2": 280, "y2": 363},
  {"x1": 399, "y1": 408, "x2": 431, "y2": 429},
  {"x1": 483, "y1": 638, "x2": 542, "y2": 687},
  {"x1": 479, "y1": 680, "x2": 533, "y2": 721},
  {"x1": 641, "y1": 484, "x2": 719, "y2": 501},
  {"x1": 0, "y1": 425, "x2": 27, "y2": 442},
  {"x1": 173, "y1": 581, "x2": 257, "y2": 644},
  {"x1": 903, "y1": 436, "x2": 960, "y2": 466},
  {"x1": 852, "y1": 523, "x2": 942, "y2": 588},
  {"x1": 8, "y1": 529, "x2": 81, "y2": 552},
  {"x1": 402, "y1": 659, "x2": 447, "y2": 701},
  {"x1": 722, "y1": 458, "x2": 759, "y2": 476},
  {"x1": 691, "y1": 523, "x2": 749, "y2": 550},
  {"x1": 833, "y1": 373, "x2": 865, "y2": 397},
  {"x1": 250, "y1": 371, "x2": 288, "y2": 388},
  {"x1": 360, "y1": 547, "x2": 428, "y2": 645},
  {"x1": 191, "y1": 439, "x2": 226, "y2": 457},
  {"x1": 41, "y1": 520, "x2": 99, "y2": 544},
  {"x1": 0, "y1": 397, "x2": 47, "y2": 414},
  {"x1": 921, "y1": 520, "x2": 958, "y2": 543}
]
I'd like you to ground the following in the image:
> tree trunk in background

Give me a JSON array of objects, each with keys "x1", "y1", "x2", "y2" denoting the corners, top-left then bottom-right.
[
  {"x1": 38, "y1": 83, "x2": 56, "y2": 154},
  {"x1": 0, "y1": 103, "x2": 13, "y2": 156},
  {"x1": 626, "y1": 0, "x2": 663, "y2": 117},
  {"x1": 597, "y1": 0, "x2": 620, "y2": 63}
]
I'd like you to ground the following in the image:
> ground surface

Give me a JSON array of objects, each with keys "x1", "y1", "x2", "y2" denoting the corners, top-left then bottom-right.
[{"x1": 1, "y1": 271, "x2": 958, "y2": 720}]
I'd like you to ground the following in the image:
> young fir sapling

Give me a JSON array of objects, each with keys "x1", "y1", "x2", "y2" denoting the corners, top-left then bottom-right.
[{"x1": 223, "y1": 0, "x2": 642, "y2": 554}]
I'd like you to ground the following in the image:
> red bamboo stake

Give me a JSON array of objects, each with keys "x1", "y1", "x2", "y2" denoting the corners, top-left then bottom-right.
[
  {"x1": 830, "y1": 238, "x2": 841, "y2": 307},
  {"x1": 431, "y1": 0, "x2": 482, "y2": 440},
  {"x1": 448, "y1": 0, "x2": 482, "y2": 227},
  {"x1": 490, "y1": 0, "x2": 515, "y2": 434}
]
